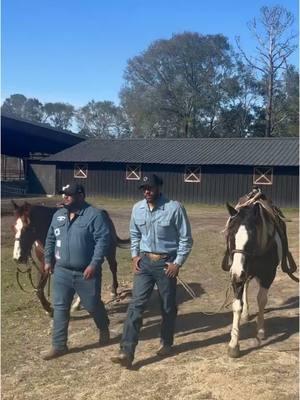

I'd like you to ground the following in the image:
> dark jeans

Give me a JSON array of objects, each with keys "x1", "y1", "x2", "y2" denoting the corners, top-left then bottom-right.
[
  {"x1": 52, "y1": 266, "x2": 109, "y2": 350},
  {"x1": 121, "y1": 255, "x2": 177, "y2": 357}
]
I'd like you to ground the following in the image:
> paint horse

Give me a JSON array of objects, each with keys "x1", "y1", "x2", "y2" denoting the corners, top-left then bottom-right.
[
  {"x1": 12, "y1": 201, "x2": 130, "y2": 315},
  {"x1": 222, "y1": 190, "x2": 298, "y2": 358}
]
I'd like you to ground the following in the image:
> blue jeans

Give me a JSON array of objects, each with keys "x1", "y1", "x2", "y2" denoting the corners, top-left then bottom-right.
[
  {"x1": 52, "y1": 267, "x2": 109, "y2": 350},
  {"x1": 121, "y1": 255, "x2": 177, "y2": 357}
]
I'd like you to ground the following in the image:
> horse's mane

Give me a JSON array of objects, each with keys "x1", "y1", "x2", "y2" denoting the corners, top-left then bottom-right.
[
  {"x1": 28, "y1": 205, "x2": 58, "y2": 222},
  {"x1": 222, "y1": 189, "x2": 297, "y2": 278}
]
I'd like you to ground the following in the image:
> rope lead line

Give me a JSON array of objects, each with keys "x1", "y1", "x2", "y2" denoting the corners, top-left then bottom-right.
[{"x1": 177, "y1": 275, "x2": 233, "y2": 316}]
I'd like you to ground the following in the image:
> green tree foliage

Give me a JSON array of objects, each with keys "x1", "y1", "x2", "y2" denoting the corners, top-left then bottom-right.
[
  {"x1": 272, "y1": 66, "x2": 299, "y2": 136},
  {"x1": 43, "y1": 102, "x2": 74, "y2": 130},
  {"x1": 121, "y1": 32, "x2": 240, "y2": 138},
  {"x1": 76, "y1": 100, "x2": 131, "y2": 137},
  {"x1": 217, "y1": 60, "x2": 259, "y2": 137},
  {"x1": 2, "y1": 94, "x2": 44, "y2": 122},
  {"x1": 283, "y1": 66, "x2": 299, "y2": 136}
]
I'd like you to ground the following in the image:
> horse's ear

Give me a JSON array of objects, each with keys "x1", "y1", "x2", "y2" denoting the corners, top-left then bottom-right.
[
  {"x1": 23, "y1": 201, "x2": 31, "y2": 211},
  {"x1": 11, "y1": 200, "x2": 19, "y2": 211},
  {"x1": 226, "y1": 202, "x2": 238, "y2": 217}
]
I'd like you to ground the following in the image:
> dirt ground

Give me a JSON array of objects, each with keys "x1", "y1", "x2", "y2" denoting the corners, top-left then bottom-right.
[{"x1": 1, "y1": 198, "x2": 299, "y2": 400}]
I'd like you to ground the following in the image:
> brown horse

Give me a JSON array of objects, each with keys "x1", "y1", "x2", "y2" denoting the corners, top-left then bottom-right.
[{"x1": 12, "y1": 201, "x2": 130, "y2": 315}]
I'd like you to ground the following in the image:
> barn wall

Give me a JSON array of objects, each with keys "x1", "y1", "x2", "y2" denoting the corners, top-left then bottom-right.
[
  {"x1": 55, "y1": 162, "x2": 299, "y2": 208},
  {"x1": 28, "y1": 163, "x2": 56, "y2": 195}
]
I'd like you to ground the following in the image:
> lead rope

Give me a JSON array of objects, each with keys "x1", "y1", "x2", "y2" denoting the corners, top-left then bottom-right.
[
  {"x1": 104, "y1": 289, "x2": 133, "y2": 306},
  {"x1": 177, "y1": 275, "x2": 233, "y2": 316},
  {"x1": 32, "y1": 242, "x2": 233, "y2": 314},
  {"x1": 178, "y1": 276, "x2": 298, "y2": 353}
]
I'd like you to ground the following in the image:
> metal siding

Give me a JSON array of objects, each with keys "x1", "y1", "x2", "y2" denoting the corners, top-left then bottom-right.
[
  {"x1": 54, "y1": 162, "x2": 299, "y2": 207},
  {"x1": 28, "y1": 163, "x2": 56, "y2": 194}
]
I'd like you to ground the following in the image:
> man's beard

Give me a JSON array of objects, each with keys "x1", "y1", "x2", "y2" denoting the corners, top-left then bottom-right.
[
  {"x1": 145, "y1": 192, "x2": 160, "y2": 203},
  {"x1": 63, "y1": 202, "x2": 79, "y2": 212}
]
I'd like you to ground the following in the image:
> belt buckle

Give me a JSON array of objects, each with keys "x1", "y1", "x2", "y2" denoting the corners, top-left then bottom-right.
[
  {"x1": 151, "y1": 253, "x2": 161, "y2": 262},
  {"x1": 146, "y1": 253, "x2": 166, "y2": 262}
]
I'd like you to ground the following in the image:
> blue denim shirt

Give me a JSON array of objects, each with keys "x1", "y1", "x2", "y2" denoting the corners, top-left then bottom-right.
[
  {"x1": 130, "y1": 195, "x2": 193, "y2": 266},
  {"x1": 44, "y1": 203, "x2": 110, "y2": 271}
]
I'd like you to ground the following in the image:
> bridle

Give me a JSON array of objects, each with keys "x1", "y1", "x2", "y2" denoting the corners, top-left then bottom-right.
[
  {"x1": 14, "y1": 226, "x2": 47, "y2": 293},
  {"x1": 229, "y1": 227, "x2": 277, "y2": 259},
  {"x1": 230, "y1": 249, "x2": 254, "y2": 257}
]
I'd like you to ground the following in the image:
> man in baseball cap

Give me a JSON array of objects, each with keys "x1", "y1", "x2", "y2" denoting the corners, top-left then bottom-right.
[
  {"x1": 43, "y1": 182, "x2": 110, "y2": 360},
  {"x1": 138, "y1": 174, "x2": 163, "y2": 189},
  {"x1": 58, "y1": 183, "x2": 85, "y2": 196},
  {"x1": 111, "y1": 173, "x2": 193, "y2": 368}
]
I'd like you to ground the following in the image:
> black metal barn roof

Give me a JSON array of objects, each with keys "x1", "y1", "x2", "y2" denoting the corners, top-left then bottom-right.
[
  {"x1": 1, "y1": 114, "x2": 85, "y2": 157},
  {"x1": 45, "y1": 137, "x2": 299, "y2": 167}
]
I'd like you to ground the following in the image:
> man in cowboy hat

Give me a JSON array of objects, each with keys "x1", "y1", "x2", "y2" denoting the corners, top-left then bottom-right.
[{"x1": 111, "y1": 174, "x2": 193, "y2": 368}]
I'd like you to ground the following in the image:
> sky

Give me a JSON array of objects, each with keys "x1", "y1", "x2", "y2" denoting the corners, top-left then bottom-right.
[{"x1": 2, "y1": 0, "x2": 299, "y2": 107}]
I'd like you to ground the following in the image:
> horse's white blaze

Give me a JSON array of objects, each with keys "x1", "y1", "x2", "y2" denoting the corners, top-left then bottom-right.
[
  {"x1": 230, "y1": 225, "x2": 248, "y2": 279},
  {"x1": 13, "y1": 218, "x2": 23, "y2": 260}
]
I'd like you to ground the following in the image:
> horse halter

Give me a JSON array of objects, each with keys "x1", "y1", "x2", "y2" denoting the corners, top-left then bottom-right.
[
  {"x1": 229, "y1": 226, "x2": 276, "y2": 259},
  {"x1": 17, "y1": 225, "x2": 38, "y2": 259},
  {"x1": 230, "y1": 249, "x2": 254, "y2": 257}
]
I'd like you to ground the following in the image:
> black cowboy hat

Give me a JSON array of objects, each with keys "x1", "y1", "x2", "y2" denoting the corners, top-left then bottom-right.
[{"x1": 139, "y1": 174, "x2": 163, "y2": 189}]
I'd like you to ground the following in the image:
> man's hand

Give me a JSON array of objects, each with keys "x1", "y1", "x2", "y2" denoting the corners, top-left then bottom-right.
[
  {"x1": 83, "y1": 265, "x2": 95, "y2": 279},
  {"x1": 132, "y1": 256, "x2": 142, "y2": 273},
  {"x1": 44, "y1": 263, "x2": 53, "y2": 275},
  {"x1": 165, "y1": 263, "x2": 180, "y2": 278}
]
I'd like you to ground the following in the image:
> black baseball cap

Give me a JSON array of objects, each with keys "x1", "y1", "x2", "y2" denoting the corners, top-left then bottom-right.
[
  {"x1": 59, "y1": 183, "x2": 85, "y2": 196},
  {"x1": 139, "y1": 174, "x2": 163, "y2": 189}
]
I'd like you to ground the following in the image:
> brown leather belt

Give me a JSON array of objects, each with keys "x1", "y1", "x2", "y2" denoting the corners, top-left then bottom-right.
[{"x1": 143, "y1": 252, "x2": 169, "y2": 262}]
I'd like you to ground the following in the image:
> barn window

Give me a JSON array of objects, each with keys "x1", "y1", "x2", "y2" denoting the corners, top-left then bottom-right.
[
  {"x1": 184, "y1": 166, "x2": 201, "y2": 183},
  {"x1": 253, "y1": 167, "x2": 273, "y2": 185},
  {"x1": 126, "y1": 165, "x2": 141, "y2": 180},
  {"x1": 74, "y1": 164, "x2": 88, "y2": 179}
]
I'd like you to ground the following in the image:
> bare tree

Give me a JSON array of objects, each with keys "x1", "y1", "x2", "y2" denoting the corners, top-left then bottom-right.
[{"x1": 236, "y1": 6, "x2": 297, "y2": 136}]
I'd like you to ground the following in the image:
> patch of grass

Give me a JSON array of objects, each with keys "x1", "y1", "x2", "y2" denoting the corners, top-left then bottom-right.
[{"x1": 1, "y1": 247, "x2": 50, "y2": 372}]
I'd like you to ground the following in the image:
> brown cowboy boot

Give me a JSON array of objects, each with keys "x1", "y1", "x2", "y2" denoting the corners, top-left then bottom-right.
[
  {"x1": 156, "y1": 344, "x2": 173, "y2": 357},
  {"x1": 42, "y1": 347, "x2": 68, "y2": 360},
  {"x1": 111, "y1": 350, "x2": 133, "y2": 368}
]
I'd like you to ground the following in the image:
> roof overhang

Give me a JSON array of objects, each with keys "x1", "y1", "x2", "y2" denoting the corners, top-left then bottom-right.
[{"x1": 1, "y1": 114, "x2": 85, "y2": 158}]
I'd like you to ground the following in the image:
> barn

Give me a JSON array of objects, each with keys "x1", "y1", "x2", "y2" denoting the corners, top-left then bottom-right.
[{"x1": 29, "y1": 137, "x2": 299, "y2": 207}]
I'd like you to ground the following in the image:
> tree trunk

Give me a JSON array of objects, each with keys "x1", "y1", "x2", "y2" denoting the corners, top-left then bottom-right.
[
  {"x1": 265, "y1": 71, "x2": 274, "y2": 137},
  {"x1": 184, "y1": 119, "x2": 189, "y2": 138}
]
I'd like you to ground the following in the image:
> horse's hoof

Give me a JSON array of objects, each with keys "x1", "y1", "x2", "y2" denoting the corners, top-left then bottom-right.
[
  {"x1": 228, "y1": 345, "x2": 240, "y2": 358},
  {"x1": 256, "y1": 329, "x2": 265, "y2": 341},
  {"x1": 241, "y1": 313, "x2": 250, "y2": 322}
]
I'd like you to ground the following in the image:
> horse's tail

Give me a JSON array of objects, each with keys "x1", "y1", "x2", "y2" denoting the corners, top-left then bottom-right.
[
  {"x1": 101, "y1": 210, "x2": 131, "y2": 249},
  {"x1": 116, "y1": 236, "x2": 131, "y2": 249}
]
